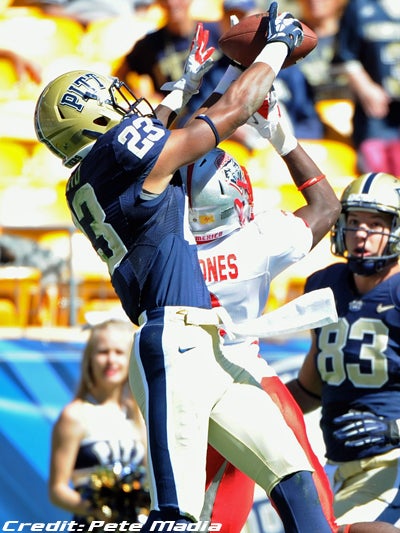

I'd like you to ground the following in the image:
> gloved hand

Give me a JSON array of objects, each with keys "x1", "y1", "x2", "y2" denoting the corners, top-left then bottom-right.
[
  {"x1": 333, "y1": 411, "x2": 400, "y2": 449},
  {"x1": 247, "y1": 87, "x2": 297, "y2": 155},
  {"x1": 161, "y1": 22, "x2": 215, "y2": 96},
  {"x1": 246, "y1": 87, "x2": 280, "y2": 139},
  {"x1": 266, "y1": 1, "x2": 304, "y2": 56}
]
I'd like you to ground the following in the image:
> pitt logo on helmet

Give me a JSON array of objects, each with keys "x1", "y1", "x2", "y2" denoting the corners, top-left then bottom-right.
[{"x1": 60, "y1": 73, "x2": 107, "y2": 112}]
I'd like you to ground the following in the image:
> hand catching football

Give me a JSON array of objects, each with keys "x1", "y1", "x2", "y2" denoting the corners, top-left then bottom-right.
[{"x1": 218, "y1": 11, "x2": 318, "y2": 69}]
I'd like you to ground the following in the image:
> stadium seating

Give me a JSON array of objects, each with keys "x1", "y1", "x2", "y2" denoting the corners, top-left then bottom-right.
[
  {"x1": 0, "y1": 265, "x2": 41, "y2": 326},
  {"x1": 315, "y1": 98, "x2": 355, "y2": 142}
]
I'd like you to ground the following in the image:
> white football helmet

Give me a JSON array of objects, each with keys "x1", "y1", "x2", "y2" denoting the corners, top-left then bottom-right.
[
  {"x1": 34, "y1": 70, "x2": 155, "y2": 168},
  {"x1": 331, "y1": 172, "x2": 400, "y2": 275},
  {"x1": 182, "y1": 148, "x2": 254, "y2": 243}
]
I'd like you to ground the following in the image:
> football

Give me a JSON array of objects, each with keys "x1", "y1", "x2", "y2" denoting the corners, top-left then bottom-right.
[{"x1": 218, "y1": 12, "x2": 318, "y2": 69}]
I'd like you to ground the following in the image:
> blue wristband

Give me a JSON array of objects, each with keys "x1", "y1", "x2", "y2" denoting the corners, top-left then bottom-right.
[{"x1": 195, "y1": 114, "x2": 220, "y2": 146}]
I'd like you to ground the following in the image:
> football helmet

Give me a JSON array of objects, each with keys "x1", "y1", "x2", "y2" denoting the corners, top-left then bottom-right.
[
  {"x1": 182, "y1": 148, "x2": 254, "y2": 243},
  {"x1": 331, "y1": 172, "x2": 400, "y2": 275},
  {"x1": 34, "y1": 70, "x2": 155, "y2": 168}
]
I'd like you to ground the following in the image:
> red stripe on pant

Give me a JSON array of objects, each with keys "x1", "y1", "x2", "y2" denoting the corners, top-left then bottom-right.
[{"x1": 205, "y1": 375, "x2": 339, "y2": 532}]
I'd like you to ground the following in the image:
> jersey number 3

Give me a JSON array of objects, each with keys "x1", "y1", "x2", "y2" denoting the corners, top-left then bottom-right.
[{"x1": 317, "y1": 317, "x2": 389, "y2": 388}]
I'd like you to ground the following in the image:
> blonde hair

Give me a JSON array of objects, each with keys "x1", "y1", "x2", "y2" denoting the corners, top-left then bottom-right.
[{"x1": 75, "y1": 319, "x2": 134, "y2": 401}]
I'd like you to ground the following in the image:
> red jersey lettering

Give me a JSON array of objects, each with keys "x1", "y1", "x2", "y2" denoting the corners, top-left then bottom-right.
[{"x1": 199, "y1": 254, "x2": 238, "y2": 282}]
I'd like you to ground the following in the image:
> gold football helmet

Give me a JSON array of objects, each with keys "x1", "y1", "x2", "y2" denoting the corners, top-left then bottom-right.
[
  {"x1": 331, "y1": 172, "x2": 400, "y2": 274},
  {"x1": 34, "y1": 70, "x2": 154, "y2": 168}
]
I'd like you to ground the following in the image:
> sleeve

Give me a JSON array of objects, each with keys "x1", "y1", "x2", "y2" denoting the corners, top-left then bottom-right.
[
  {"x1": 255, "y1": 210, "x2": 313, "y2": 278},
  {"x1": 125, "y1": 35, "x2": 155, "y2": 75}
]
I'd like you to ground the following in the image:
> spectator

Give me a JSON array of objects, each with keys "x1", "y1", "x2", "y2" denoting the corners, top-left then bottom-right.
[
  {"x1": 286, "y1": 172, "x2": 400, "y2": 527},
  {"x1": 296, "y1": 0, "x2": 350, "y2": 102},
  {"x1": 49, "y1": 319, "x2": 149, "y2": 525},
  {"x1": 332, "y1": 0, "x2": 400, "y2": 175},
  {"x1": 114, "y1": 0, "x2": 222, "y2": 123}
]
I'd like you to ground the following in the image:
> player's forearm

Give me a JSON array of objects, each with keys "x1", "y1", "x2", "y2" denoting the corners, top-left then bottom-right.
[
  {"x1": 206, "y1": 61, "x2": 278, "y2": 141},
  {"x1": 284, "y1": 144, "x2": 341, "y2": 247},
  {"x1": 286, "y1": 378, "x2": 322, "y2": 414}
]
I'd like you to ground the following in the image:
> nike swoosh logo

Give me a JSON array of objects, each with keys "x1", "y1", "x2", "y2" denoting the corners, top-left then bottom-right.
[
  {"x1": 248, "y1": 115, "x2": 259, "y2": 125},
  {"x1": 376, "y1": 304, "x2": 395, "y2": 313},
  {"x1": 178, "y1": 346, "x2": 195, "y2": 353}
]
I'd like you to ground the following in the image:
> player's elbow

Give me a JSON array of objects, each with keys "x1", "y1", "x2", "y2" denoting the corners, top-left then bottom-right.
[{"x1": 323, "y1": 194, "x2": 341, "y2": 229}]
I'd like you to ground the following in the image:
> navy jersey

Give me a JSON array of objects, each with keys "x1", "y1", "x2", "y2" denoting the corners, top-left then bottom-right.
[
  {"x1": 305, "y1": 263, "x2": 400, "y2": 462},
  {"x1": 65, "y1": 114, "x2": 211, "y2": 325}
]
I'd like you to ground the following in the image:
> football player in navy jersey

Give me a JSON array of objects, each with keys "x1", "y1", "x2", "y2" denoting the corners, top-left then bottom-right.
[
  {"x1": 287, "y1": 172, "x2": 400, "y2": 528},
  {"x1": 34, "y1": 4, "x2": 341, "y2": 530}
]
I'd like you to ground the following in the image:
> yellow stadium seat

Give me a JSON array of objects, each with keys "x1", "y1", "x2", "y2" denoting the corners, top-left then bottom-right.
[
  {"x1": 0, "y1": 10, "x2": 84, "y2": 64},
  {"x1": 83, "y1": 15, "x2": 159, "y2": 72},
  {"x1": 25, "y1": 142, "x2": 70, "y2": 185},
  {"x1": 0, "y1": 139, "x2": 30, "y2": 178},
  {"x1": 249, "y1": 139, "x2": 357, "y2": 207},
  {"x1": 315, "y1": 98, "x2": 355, "y2": 141},
  {"x1": 0, "y1": 180, "x2": 71, "y2": 226},
  {"x1": 219, "y1": 139, "x2": 252, "y2": 168},
  {"x1": 37, "y1": 230, "x2": 121, "y2": 326},
  {"x1": 190, "y1": 0, "x2": 223, "y2": 20},
  {"x1": 0, "y1": 265, "x2": 41, "y2": 327},
  {"x1": 0, "y1": 298, "x2": 18, "y2": 326},
  {"x1": 56, "y1": 274, "x2": 120, "y2": 326},
  {"x1": 0, "y1": 57, "x2": 18, "y2": 100}
]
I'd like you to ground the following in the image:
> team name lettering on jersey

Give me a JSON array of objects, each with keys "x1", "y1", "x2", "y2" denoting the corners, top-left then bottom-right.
[{"x1": 199, "y1": 254, "x2": 238, "y2": 282}]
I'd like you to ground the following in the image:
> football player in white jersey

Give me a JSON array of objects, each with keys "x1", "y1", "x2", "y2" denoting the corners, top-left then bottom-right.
[{"x1": 183, "y1": 93, "x2": 400, "y2": 533}]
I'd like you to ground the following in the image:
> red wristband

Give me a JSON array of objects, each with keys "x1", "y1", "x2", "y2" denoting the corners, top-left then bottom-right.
[{"x1": 297, "y1": 174, "x2": 326, "y2": 191}]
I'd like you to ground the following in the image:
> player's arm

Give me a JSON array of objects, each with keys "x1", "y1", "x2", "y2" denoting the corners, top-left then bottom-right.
[
  {"x1": 332, "y1": 411, "x2": 400, "y2": 449},
  {"x1": 155, "y1": 22, "x2": 215, "y2": 128},
  {"x1": 144, "y1": 2, "x2": 303, "y2": 194},
  {"x1": 284, "y1": 143, "x2": 341, "y2": 248},
  {"x1": 247, "y1": 90, "x2": 341, "y2": 248},
  {"x1": 286, "y1": 331, "x2": 323, "y2": 413}
]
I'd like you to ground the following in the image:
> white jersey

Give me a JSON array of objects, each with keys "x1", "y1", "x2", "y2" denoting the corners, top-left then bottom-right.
[{"x1": 196, "y1": 209, "x2": 313, "y2": 324}]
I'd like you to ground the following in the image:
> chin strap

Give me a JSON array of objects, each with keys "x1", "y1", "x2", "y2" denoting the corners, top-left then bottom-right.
[{"x1": 347, "y1": 255, "x2": 396, "y2": 276}]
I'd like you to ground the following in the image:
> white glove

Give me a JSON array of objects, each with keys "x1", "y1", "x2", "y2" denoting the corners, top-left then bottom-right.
[
  {"x1": 246, "y1": 87, "x2": 281, "y2": 139},
  {"x1": 247, "y1": 87, "x2": 297, "y2": 155},
  {"x1": 161, "y1": 22, "x2": 215, "y2": 96}
]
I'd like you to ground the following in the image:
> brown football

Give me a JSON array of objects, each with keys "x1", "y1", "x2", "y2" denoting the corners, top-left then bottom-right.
[{"x1": 218, "y1": 12, "x2": 318, "y2": 69}]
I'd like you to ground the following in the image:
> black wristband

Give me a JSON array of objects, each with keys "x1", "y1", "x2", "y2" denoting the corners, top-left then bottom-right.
[
  {"x1": 296, "y1": 378, "x2": 321, "y2": 400},
  {"x1": 195, "y1": 114, "x2": 220, "y2": 146}
]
